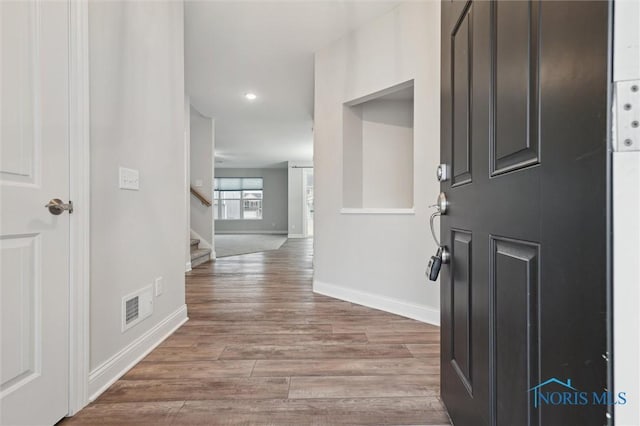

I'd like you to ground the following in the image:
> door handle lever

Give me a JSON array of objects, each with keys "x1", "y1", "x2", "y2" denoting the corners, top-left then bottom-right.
[
  {"x1": 45, "y1": 198, "x2": 73, "y2": 215},
  {"x1": 428, "y1": 192, "x2": 448, "y2": 246}
]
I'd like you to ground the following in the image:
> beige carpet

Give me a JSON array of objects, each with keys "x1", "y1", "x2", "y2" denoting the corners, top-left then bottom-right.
[{"x1": 214, "y1": 234, "x2": 288, "y2": 258}]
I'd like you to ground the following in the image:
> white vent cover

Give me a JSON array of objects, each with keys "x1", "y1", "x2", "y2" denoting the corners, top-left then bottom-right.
[
  {"x1": 122, "y1": 285, "x2": 153, "y2": 332},
  {"x1": 125, "y1": 297, "x2": 139, "y2": 324}
]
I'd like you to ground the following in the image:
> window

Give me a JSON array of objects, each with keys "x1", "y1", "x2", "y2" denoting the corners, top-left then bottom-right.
[{"x1": 214, "y1": 178, "x2": 263, "y2": 220}]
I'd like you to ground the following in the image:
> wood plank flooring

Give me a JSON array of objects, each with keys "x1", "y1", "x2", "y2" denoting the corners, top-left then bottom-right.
[{"x1": 62, "y1": 239, "x2": 449, "y2": 425}]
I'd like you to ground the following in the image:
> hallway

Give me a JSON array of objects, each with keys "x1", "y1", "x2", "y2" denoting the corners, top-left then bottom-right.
[{"x1": 63, "y1": 239, "x2": 447, "y2": 425}]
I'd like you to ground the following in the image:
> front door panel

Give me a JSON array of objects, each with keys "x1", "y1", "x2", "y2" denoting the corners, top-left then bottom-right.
[{"x1": 440, "y1": 2, "x2": 610, "y2": 425}]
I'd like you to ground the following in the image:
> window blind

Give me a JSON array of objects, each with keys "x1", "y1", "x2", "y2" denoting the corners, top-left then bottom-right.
[{"x1": 215, "y1": 177, "x2": 263, "y2": 191}]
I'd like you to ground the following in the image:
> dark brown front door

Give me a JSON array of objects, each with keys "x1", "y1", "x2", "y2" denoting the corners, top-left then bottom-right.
[{"x1": 440, "y1": 1, "x2": 610, "y2": 425}]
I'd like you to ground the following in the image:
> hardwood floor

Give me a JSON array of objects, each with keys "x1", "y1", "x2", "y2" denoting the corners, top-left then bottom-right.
[{"x1": 62, "y1": 239, "x2": 449, "y2": 425}]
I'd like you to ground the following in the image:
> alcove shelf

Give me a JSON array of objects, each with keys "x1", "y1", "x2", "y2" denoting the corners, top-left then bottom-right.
[{"x1": 342, "y1": 80, "x2": 415, "y2": 212}]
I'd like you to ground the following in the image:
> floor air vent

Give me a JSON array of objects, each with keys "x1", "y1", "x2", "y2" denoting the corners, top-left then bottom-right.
[{"x1": 122, "y1": 285, "x2": 154, "y2": 332}]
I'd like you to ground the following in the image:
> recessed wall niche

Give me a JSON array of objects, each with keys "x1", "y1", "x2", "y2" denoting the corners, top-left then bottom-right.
[{"x1": 342, "y1": 80, "x2": 414, "y2": 210}]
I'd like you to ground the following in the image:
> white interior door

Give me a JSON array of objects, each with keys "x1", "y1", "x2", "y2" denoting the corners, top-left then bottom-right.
[
  {"x1": 1, "y1": 1, "x2": 71, "y2": 424},
  {"x1": 303, "y1": 168, "x2": 313, "y2": 237}
]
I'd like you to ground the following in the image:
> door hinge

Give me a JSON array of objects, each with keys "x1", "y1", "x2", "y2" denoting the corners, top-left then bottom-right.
[{"x1": 612, "y1": 80, "x2": 640, "y2": 152}]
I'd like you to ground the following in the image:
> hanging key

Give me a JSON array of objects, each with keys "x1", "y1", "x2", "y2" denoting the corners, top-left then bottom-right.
[{"x1": 427, "y1": 247, "x2": 443, "y2": 281}]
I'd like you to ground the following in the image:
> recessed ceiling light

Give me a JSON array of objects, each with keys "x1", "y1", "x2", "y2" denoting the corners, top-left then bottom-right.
[{"x1": 244, "y1": 92, "x2": 257, "y2": 101}]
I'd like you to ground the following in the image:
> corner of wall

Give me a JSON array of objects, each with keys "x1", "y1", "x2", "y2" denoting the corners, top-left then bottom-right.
[
  {"x1": 313, "y1": 279, "x2": 440, "y2": 326},
  {"x1": 88, "y1": 304, "x2": 188, "y2": 401}
]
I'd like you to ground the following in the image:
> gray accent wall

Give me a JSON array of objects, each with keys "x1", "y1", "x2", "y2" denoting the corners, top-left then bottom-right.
[{"x1": 215, "y1": 168, "x2": 288, "y2": 234}]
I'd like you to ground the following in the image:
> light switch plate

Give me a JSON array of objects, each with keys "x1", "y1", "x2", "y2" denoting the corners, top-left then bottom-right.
[
  {"x1": 154, "y1": 277, "x2": 163, "y2": 297},
  {"x1": 119, "y1": 167, "x2": 140, "y2": 190}
]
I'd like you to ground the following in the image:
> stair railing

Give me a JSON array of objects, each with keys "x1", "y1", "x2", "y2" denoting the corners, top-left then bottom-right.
[{"x1": 190, "y1": 186, "x2": 212, "y2": 207}]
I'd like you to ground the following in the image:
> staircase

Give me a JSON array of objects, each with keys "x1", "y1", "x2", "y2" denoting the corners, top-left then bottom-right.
[{"x1": 190, "y1": 238, "x2": 212, "y2": 268}]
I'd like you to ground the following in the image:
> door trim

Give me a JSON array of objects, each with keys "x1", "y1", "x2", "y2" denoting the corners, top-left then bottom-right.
[
  {"x1": 68, "y1": 0, "x2": 90, "y2": 415},
  {"x1": 612, "y1": 1, "x2": 640, "y2": 424}
]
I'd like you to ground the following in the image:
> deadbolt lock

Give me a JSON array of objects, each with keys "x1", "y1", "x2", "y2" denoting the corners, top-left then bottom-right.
[
  {"x1": 436, "y1": 192, "x2": 448, "y2": 214},
  {"x1": 437, "y1": 164, "x2": 449, "y2": 182}
]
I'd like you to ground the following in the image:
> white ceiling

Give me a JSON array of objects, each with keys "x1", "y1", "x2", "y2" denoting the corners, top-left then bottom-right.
[{"x1": 184, "y1": 1, "x2": 400, "y2": 168}]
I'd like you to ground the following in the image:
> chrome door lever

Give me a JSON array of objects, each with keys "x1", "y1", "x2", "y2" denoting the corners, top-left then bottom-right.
[
  {"x1": 45, "y1": 198, "x2": 73, "y2": 215},
  {"x1": 428, "y1": 192, "x2": 448, "y2": 245},
  {"x1": 428, "y1": 193, "x2": 449, "y2": 266}
]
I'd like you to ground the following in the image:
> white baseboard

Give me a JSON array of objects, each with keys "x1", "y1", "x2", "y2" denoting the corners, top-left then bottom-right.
[
  {"x1": 215, "y1": 230, "x2": 287, "y2": 235},
  {"x1": 340, "y1": 207, "x2": 415, "y2": 215},
  {"x1": 88, "y1": 304, "x2": 188, "y2": 401},
  {"x1": 313, "y1": 280, "x2": 440, "y2": 326},
  {"x1": 287, "y1": 233, "x2": 306, "y2": 239},
  {"x1": 185, "y1": 261, "x2": 192, "y2": 272}
]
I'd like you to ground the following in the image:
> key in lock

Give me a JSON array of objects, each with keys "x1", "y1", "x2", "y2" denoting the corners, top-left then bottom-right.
[{"x1": 426, "y1": 246, "x2": 449, "y2": 281}]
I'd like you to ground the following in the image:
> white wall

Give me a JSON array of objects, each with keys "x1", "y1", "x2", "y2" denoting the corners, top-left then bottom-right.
[
  {"x1": 361, "y1": 99, "x2": 413, "y2": 208},
  {"x1": 214, "y1": 168, "x2": 288, "y2": 234},
  {"x1": 88, "y1": 0, "x2": 187, "y2": 398},
  {"x1": 313, "y1": 2, "x2": 441, "y2": 324},
  {"x1": 189, "y1": 106, "x2": 215, "y2": 247},
  {"x1": 342, "y1": 107, "x2": 364, "y2": 208}
]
